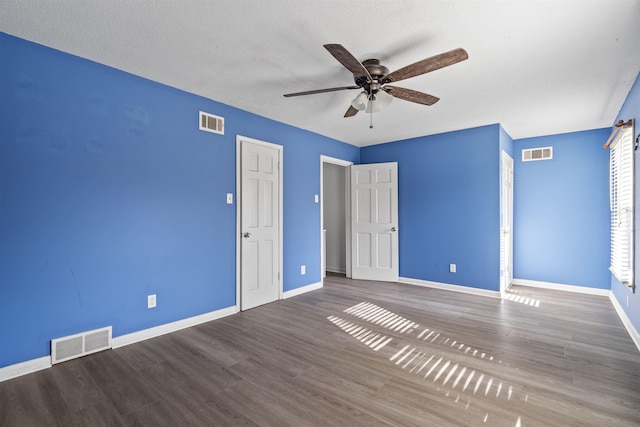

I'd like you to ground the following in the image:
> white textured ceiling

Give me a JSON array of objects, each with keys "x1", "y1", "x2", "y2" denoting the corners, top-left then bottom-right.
[{"x1": 2, "y1": 0, "x2": 640, "y2": 147}]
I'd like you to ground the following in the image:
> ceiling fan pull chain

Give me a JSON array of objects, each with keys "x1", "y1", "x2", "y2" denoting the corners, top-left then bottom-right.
[{"x1": 370, "y1": 105, "x2": 374, "y2": 129}]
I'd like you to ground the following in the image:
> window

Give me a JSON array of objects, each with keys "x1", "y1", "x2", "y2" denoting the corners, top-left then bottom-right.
[{"x1": 609, "y1": 125, "x2": 634, "y2": 288}]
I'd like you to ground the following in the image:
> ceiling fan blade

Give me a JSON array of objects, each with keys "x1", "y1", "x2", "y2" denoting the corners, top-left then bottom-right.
[
  {"x1": 384, "y1": 86, "x2": 440, "y2": 106},
  {"x1": 344, "y1": 105, "x2": 359, "y2": 117},
  {"x1": 283, "y1": 85, "x2": 359, "y2": 97},
  {"x1": 324, "y1": 44, "x2": 372, "y2": 81},
  {"x1": 383, "y1": 48, "x2": 468, "y2": 83}
]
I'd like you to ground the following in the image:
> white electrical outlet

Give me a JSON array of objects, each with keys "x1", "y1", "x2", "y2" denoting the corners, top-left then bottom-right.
[
  {"x1": 148, "y1": 294, "x2": 157, "y2": 309},
  {"x1": 314, "y1": 194, "x2": 319, "y2": 203},
  {"x1": 226, "y1": 193, "x2": 233, "y2": 204},
  {"x1": 301, "y1": 265, "x2": 306, "y2": 275},
  {"x1": 450, "y1": 264, "x2": 456, "y2": 273}
]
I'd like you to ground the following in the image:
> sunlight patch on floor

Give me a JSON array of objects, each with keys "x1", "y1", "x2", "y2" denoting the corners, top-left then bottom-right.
[
  {"x1": 328, "y1": 301, "x2": 526, "y2": 426},
  {"x1": 327, "y1": 315, "x2": 392, "y2": 351},
  {"x1": 504, "y1": 290, "x2": 541, "y2": 307},
  {"x1": 344, "y1": 301, "x2": 419, "y2": 333}
]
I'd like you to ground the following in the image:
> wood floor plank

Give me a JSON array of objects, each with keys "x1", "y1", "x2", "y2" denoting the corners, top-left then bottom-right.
[{"x1": 1, "y1": 274, "x2": 639, "y2": 426}]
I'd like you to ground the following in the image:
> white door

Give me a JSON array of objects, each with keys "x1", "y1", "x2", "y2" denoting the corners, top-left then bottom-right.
[
  {"x1": 500, "y1": 151, "x2": 514, "y2": 294},
  {"x1": 350, "y1": 162, "x2": 399, "y2": 282},
  {"x1": 239, "y1": 138, "x2": 281, "y2": 310}
]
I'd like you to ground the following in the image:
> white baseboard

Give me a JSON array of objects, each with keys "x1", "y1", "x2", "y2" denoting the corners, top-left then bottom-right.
[
  {"x1": 399, "y1": 277, "x2": 501, "y2": 298},
  {"x1": 112, "y1": 305, "x2": 238, "y2": 349},
  {"x1": 283, "y1": 281, "x2": 322, "y2": 299},
  {"x1": 514, "y1": 278, "x2": 639, "y2": 353},
  {"x1": 609, "y1": 293, "x2": 640, "y2": 353},
  {"x1": 1, "y1": 305, "x2": 239, "y2": 383},
  {"x1": 512, "y1": 278, "x2": 611, "y2": 296},
  {"x1": 0, "y1": 356, "x2": 51, "y2": 383}
]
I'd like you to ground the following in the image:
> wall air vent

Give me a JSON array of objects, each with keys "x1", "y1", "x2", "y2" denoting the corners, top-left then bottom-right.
[
  {"x1": 522, "y1": 146, "x2": 553, "y2": 162},
  {"x1": 51, "y1": 326, "x2": 112, "y2": 364},
  {"x1": 199, "y1": 111, "x2": 225, "y2": 135}
]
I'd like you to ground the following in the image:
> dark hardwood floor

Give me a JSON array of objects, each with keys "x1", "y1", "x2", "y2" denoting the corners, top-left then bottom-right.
[{"x1": 2, "y1": 274, "x2": 639, "y2": 426}]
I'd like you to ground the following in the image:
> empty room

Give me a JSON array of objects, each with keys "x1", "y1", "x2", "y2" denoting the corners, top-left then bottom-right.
[{"x1": 1, "y1": 1, "x2": 639, "y2": 426}]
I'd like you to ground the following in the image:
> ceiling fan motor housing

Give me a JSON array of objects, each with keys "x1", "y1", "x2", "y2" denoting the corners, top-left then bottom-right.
[{"x1": 356, "y1": 59, "x2": 390, "y2": 93}]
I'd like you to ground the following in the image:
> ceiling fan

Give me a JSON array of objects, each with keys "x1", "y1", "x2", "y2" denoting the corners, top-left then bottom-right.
[{"x1": 284, "y1": 44, "x2": 468, "y2": 124}]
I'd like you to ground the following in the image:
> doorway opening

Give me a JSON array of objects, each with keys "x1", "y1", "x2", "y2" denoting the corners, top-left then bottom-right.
[{"x1": 321, "y1": 156, "x2": 353, "y2": 281}]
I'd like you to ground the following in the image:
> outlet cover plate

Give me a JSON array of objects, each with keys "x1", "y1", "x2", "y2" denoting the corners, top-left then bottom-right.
[{"x1": 148, "y1": 294, "x2": 157, "y2": 308}]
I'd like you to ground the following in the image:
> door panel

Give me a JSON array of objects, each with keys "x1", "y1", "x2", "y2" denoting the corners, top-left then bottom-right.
[
  {"x1": 240, "y1": 139, "x2": 281, "y2": 310},
  {"x1": 378, "y1": 234, "x2": 392, "y2": 269},
  {"x1": 351, "y1": 162, "x2": 399, "y2": 282},
  {"x1": 357, "y1": 233, "x2": 372, "y2": 267}
]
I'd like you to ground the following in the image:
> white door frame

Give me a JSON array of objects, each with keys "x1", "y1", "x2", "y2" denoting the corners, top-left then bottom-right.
[
  {"x1": 320, "y1": 155, "x2": 353, "y2": 280},
  {"x1": 236, "y1": 135, "x2": 284, "y2": 310},
  {"x1": 500, "y1": 150, "x2": 514, "y2": 295}
]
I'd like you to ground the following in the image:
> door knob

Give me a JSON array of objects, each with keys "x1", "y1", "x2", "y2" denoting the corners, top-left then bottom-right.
[
  {"x1": 391, "y1": 227, "x2": 398, "y2": 232},
  {"x1": 242, "y1": 232, "x2": 251, "y2": 238}
]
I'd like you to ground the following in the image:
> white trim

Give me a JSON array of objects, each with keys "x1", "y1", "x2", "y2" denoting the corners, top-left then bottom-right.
[
  {"x1": 236, "y1": 135, "x2": 284, "y2": 309},
  {"x1": 1, "y1": 305, "x2": 238, "y2": 383},
  {"x1": 512, "y1": 278, "x2": 611, "y2": 296},
  {"x1": 283, "y1": 281, "x2": 323, "y2": 299},
  {"x1": 320, "y1": 155, "x2": 353, "y2": 282},
  {"x1": 399, "y1": 277, "x2": 501, "y2": 298},
  {"x1": 500, "y1": 150, "x2": 514, "y2": 295},
  {"x1": 609, "y1": 293, "x2": 640, "y2": 353},
  {"x1": 0, "y1": 356, "x2": 51, "y2": 383},
  {"x1": 236, "y1": 137, "x2": 241, "y2": 310},
  {"x1": 112, "y1": 305, "x2": 238, "y2": 349},
  {"x1": 320, "y1": 155, "x2": 353, "y2": 168}
]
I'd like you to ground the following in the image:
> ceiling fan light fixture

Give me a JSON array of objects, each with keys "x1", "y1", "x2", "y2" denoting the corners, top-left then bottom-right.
[
  {"x1": 351, "y1": 91, "x2": 369, "y2": 111},
  {"x1": 365, "y1": 89, "x2": 393, "y2": 113}
]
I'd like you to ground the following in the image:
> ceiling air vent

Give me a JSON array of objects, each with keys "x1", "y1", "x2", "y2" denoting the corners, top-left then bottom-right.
[
  {"x1": 522, "y1": 146, "x2": 553, "y2": 162},
  {"x1": 199, "y1": 111, "x2": 224, "y2": 135},
  {"x1": 51, "y1": 326, "x2": 112, "y2": 364}
]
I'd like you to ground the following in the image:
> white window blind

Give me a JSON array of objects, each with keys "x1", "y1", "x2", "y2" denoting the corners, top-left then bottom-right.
[{"x1": 609, "y1": 126, "x2": 634, "y2": 286}]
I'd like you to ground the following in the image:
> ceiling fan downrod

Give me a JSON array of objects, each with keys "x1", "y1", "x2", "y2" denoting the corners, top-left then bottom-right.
[{"x1": 369, "y1": 94, "x2": 374, "y2": 129}]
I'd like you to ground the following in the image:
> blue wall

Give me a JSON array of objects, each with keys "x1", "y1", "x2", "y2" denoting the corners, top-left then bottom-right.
[
  {"x1": 612, "y1": 71, "x2": 640, "y2": 333},
  {"x1": 2, "y1": 30, "x2": 637, "y2": 370},
  {"x1": 360, "y1": 125, "x2": 502, "y2": 291},
  {"x1": 499, "y1": 125, "x2": 514, "y2": 158},
  {"x1": 0, "y1": 33, "x2": 359, "y2": 368},
  {"x1": 513, "y1": 129, "x2": 611, "y2": 289}
]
